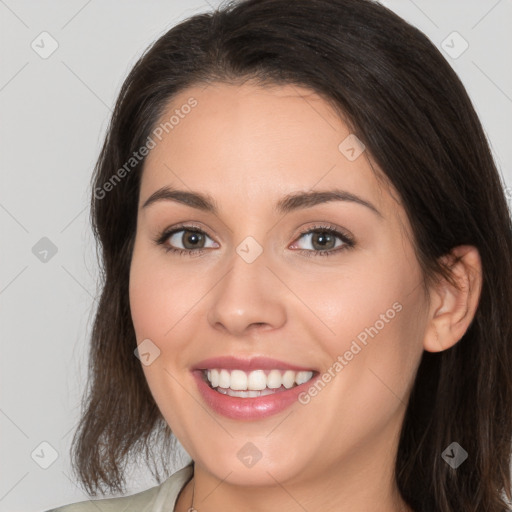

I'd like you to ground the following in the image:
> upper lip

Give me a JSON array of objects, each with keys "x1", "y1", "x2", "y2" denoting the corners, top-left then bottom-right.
[{"x1": 192, "y1": 356, "x2": 317, "y2": 372}]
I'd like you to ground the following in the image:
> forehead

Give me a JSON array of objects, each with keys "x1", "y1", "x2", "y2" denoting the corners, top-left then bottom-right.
[{"x1": 139, "y1": 81, "x2": 399, "y2": 223}]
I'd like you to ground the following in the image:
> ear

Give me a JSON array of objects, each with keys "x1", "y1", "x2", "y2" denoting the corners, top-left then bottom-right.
[{"x1": 423, "y1": 245, "x2": 482, "y2": 353}]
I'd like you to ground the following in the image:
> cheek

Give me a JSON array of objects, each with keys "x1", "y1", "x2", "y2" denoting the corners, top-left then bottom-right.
[
  {"x1": 128, "y1": 245, "x2": 210, "y2": 400},
  {"x1": 296, "y1": 285, "x2": 425, "y2": 458},
  {"x1": 129, "y1": 249, "x2": 199, "y2": 434},
  {"x1": 322, "y1": 240, "x2": 425, "y2": 359},
  {"x1": 129, "y1": 247, "x2": 204, "y2": 341},
  {"x1": 304, "y1": 253, "x2": 425, "y2": 399},
  {"x1": 291, "y1": 259, "x2": 404, "y2": 350}
]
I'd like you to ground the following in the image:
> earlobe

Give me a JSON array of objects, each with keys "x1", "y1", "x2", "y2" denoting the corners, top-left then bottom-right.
[{"x1": 423, "y1": 245, "x2": 482, "y2": 353}]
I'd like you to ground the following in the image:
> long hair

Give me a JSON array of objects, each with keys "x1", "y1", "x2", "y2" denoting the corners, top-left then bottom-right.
[{"x1": 70, "y1": 1, "x2": 512, "y2": 509}]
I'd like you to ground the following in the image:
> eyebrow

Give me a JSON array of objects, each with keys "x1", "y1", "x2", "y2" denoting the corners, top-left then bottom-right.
[{"x1": 141, "y1": 186, "x2": 383, "y2": 218}]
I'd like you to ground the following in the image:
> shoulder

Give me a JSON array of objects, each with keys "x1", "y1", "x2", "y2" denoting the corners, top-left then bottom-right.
[
  {"x1": 45, "y1": 485, "x2": 157, "y2": 512},
  {"x1": 45, "y1": 463, "x2": 194, "y2": 512}
]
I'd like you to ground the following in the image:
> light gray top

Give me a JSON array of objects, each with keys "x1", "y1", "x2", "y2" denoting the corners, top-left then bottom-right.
[{"x1": 47, "y1": 463, "x2": 194, "y2": 512}]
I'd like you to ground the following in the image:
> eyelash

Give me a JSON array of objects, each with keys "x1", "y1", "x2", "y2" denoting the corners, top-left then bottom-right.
[{"x1": 153, "y1": 223, "x2": 356, "y2": 258}]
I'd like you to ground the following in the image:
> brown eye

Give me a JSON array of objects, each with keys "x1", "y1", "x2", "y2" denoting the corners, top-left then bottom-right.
[
  {"x1": 291, "y1": 226, "x2": 355, "y2": 256},
  {"x1": 155, "y1": 225, "x2": 219, "y2": 256},
  {"x1": 176, "y1": 230, "x2": 206, "y2": 249},
  {"x1": 308, "y1": 231, "x2": 338, "y2": 250}
]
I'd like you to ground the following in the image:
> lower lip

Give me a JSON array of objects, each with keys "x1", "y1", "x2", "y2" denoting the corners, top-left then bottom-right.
[{"x1": 192, "y1": 370, "x2": 318, "y2": 420}]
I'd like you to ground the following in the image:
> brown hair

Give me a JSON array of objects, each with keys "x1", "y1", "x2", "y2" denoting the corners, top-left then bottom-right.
[{"x1": 70, "y1": 0, "x2": 512, "y2": 510}]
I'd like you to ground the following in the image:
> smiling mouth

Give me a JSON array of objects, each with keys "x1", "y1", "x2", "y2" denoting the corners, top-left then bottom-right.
[{"x1": 201, "y1": 368, "x2": 317, "y2": 398}]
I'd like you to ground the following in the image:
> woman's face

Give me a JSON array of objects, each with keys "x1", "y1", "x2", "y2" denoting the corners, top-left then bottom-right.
[{"x1": 129, "y1": 81, "x2": 429, "y2": 488}]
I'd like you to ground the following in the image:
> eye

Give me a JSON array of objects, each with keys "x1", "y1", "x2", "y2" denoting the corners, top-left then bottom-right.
[
  {"x1": 154, "y1": 224, "x2": 218, "y2": 257},
  {"x1": 153, "y1": 223, "x2": 355, "y2": 258},
  {"x1": 290, "y1": 224, "x2": 355, "y2": 257}
]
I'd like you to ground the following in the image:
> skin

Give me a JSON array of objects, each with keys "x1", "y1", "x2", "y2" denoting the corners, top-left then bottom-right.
[{"x1": 128, "y1": 81, "x2": 482, "y2": 512}]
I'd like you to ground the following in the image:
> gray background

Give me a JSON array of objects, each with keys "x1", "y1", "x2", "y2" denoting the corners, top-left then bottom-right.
[{"x1": 1, "y1": 1, "x2": 511, "y2": 511}]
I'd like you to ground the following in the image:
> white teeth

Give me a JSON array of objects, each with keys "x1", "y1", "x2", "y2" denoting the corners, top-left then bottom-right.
[
  {"x1": 216, "y1": 387, "x2": 277, "y2": 398},
  {"x1": 210, "y1": 369, "x2": 219, "y2": 388},
  {"x1": 282, "y1": 370, "x2": 296, "y2": 389},
  {"x1": 247, "y1": 369, "x2": 267, "y2": 390},
  {"x1": 296, "y1": 371, "x2": 313, "y2": 385},
  {"x1": 203, "y1": 368, "x2": 314, "y2": 393},
  {"x1": 230, "y1": 370, "x2": 247, "y2": 390},
  {"x1": 267, "y1": 369, "x2": 283, "y2": 389},
  {"x1": 218, "y1": 369, "x2": 230, "y2": 388}
]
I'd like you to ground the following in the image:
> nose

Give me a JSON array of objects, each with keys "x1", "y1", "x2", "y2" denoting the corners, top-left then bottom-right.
[{"x1": 207, "y1": 246, "x2": 287, "y2": 337}]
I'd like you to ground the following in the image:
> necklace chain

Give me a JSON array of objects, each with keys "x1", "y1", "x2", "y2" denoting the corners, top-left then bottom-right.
[{"x1": 190, "y1": 476, "x2": 195, "y2": 511}]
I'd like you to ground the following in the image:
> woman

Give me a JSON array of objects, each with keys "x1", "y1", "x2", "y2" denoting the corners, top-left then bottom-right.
[{"x1": 48, "y1": 0, "x2": 512, "y2": 510}]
